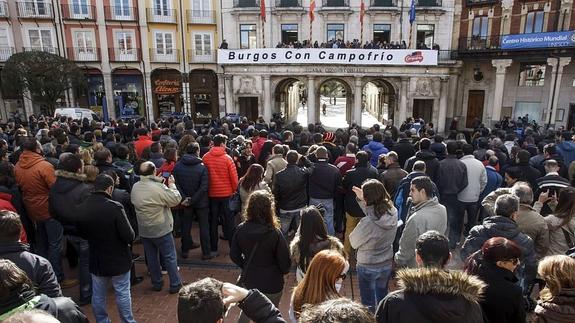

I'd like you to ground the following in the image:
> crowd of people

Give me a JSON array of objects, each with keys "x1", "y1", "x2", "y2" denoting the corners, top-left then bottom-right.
[
  {"x1": 0, "y1": 112, "x2": 574, "y2": 323},
  {"x1": 221, "y1": 38, "x2": 440, "y2": 51}
]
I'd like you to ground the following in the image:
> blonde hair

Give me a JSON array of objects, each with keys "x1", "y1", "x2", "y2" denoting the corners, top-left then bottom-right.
[
  {"x1": 538, "y1": 255, "x2": 575, "y2": 302},
  {"x1": 83, "y1": 165, "x2": 99, "y2": 182}
]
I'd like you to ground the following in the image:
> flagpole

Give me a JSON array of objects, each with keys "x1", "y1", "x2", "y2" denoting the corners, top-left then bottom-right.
[{"x1": 262, "y1": 19, "x2": 265, "y2": 47}]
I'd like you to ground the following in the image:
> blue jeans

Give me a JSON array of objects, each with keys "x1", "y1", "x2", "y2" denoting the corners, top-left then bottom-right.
[
  {"x1": 141, "y1": 233, "x2": 181, "y2": 289},
  {"x1": 310, "y1": 198, "x2": 335, "y2": 235},
  {"x1": 210, "y1": 197, "x2": 235, "y2": 246},
  {"x1": 357, "y1": 265, "x2": 392, "y2": 313},
  {"x1": 278, "y1": 209, "x2": 301, "y2": 237},
  {"x1": 36, "y1": 219, "x2": 64, "y2": 282},
  {"x1": 91, "y1": 272, "x2": 136, "y2": 323},
  {"x1": 67, "y1": 235, "x2": 92, "y2": 303},
  {"x1": 461, "y1": 201, "x2": 479, "y2": 236}
]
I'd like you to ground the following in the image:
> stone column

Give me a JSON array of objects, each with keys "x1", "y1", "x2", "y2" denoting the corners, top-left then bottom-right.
[
  {"x1": 353, "y1": 76, "x2": 363, "y2": 126},
  {"x1": 307, "y1": 76, "x2": 316, "y2": 125},
  {"x1": 447, "y1": 72, "x2": 459, "y2": 119},
  {"x1": 102, "y1": 73, "x2": 116, "y2": 120},
  {"x1": 144, "y1": 72, "x2": 154, "y2": 121},
  {"x1": 225, "y1": 75, "x2": 234, "y2": 114},
  {"x1": 437, "y1": 77, "x2": 449, "y2": 134},
  {"x1": 398, "y1": 77, "x2": 409, "y2": 127},
  {"x1": 262, "y1": 75, "x2": 272, "y2": 122},
  {"x1": 491, "y1": 59, "x2": 512, "y2": 126},
  {"x1": 547, "y1": 57, "x2": 572, "y2": 126}
]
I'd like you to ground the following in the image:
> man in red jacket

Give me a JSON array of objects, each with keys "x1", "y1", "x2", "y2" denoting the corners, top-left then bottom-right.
[
  {"x1": 202, "y1": 134, "x2": 238, "y2": 253},
  {"x1": 134, "y1": 128, "x2": 154, "y2": 158}
]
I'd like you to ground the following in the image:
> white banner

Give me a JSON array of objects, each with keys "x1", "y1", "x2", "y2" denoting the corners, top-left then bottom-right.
[{"x1": 218, "y1": 48, "x2": 438, "y2": 66}]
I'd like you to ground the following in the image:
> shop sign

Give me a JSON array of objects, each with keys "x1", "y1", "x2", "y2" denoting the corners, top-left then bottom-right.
[
  {"x1": 501, "y1": 31, "x2": 575, "y2": 50},
  {"x1": 153, "y1": 79, "x2": 181, "y2": 94}
]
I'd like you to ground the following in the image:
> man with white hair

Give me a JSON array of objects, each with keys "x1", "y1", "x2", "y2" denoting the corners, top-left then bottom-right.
[{"x1": 511, "y1": 182, "x2": 549, "y2": 258}]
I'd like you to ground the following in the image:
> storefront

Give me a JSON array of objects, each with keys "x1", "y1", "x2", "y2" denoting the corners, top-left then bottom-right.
[
  {"x1": 189, "y1": 69, "x2": 218, "y2": 122},
  {"x1": 112, "y1": 69, "x2": 145, "y2": 119},
  {"x1": 0, "y1": 69, "x2": 25, "y2": 121},
  {"x1": 76, "y1": 69, "x2": 106, "y2": 120},
  {"x1": 151, "y1": 69, "x2": 182, "y2": 119}
]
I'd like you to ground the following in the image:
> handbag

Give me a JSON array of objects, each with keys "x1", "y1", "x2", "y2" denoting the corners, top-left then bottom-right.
[
  {"x1": 229, "y1": 186, "x2": 242, "y2": 213},
  {"x1": 236, "y1": 241, "x2": 260, "y2": 288}
]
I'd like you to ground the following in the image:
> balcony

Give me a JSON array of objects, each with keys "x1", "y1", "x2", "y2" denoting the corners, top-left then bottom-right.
[
  {"x1": 17, "y1": 1, "x2": 54, "y2": 19},
  {"x1": 370, "y1": 0, "x2": 397, "y2": 6},
  {"x1": 466, "y1": 0, "x2": 497, "y2": 6},
  {"x1": 0, "y1": 47, "x2": 14, "y2": 61},
  {"x1": 275, "y1": 0, "x2": 302, "y2": 7},
  {"x1": 150, "y1": 49, "x2": 180, "y2": 63},
  {"x1": 60, "y1": 4, "x2": 96, "y2": 20},
  {"x1": 67, "y1": 47, "x2": 100, "y2": 62},
  {"x1": 437, "y1": 50, "x2": 457, "y2": 62},
  {"x1": 146, "y1": 8, "x2": 177, "y2": 24},
  {"x1": 233, "y1": 0, "x2": 260, "y2": 8},
  {"x1": 0, "y1": 1, "x2": 9, "y2": 18},
  {"x1": 415, "y1": 0, "x2": 442, "y2": 6},
  {"x1": 458, "y1": 35, "x2": 502, "y2": 52},
  {"x1": 189, "y1": 49, "x2": 215, "y2": 63},
  {"x1": 187, "y1": 10, "x2": 216, "y2": 24},
  {"x1": 104, "y1": 6, "x2": 138, "y2": 21},
  {"x1": 23, "y1": 46, "x2": 58, "y2": 54},
  {"x1": 322, "y1": 0, "x2": 350, "y2": 7},
  {"x1": 108, "y1": 48, "x2": 141, "y2": 62}
]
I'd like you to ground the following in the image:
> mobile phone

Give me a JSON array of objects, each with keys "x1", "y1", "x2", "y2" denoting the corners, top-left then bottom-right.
[{"x1": 162, "y1": 171, "x2": 170, "y2": 178}]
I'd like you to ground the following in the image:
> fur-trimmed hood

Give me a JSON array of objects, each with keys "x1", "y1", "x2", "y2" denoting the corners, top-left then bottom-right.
[
  {"x1": 397, "y1": 268, "x2": 485, "y2": 303},
  {"x1": 289, "y1": 235, "x2": 345, "y2": 268},
  {"x1": 55, "y1": 170, "x2": 87, "y2": 182}
]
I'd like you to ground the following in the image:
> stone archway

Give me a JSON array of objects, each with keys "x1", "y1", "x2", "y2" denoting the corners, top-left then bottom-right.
[
  {"x1": 316, "y1": 77, "x2": 353, "y2": 129},
  {"x1": 274, "y1": 77, "x2": 305, "y2": 123},
  {"x1": 362, "y1": 78, "x2": 398, "y2": 126}
]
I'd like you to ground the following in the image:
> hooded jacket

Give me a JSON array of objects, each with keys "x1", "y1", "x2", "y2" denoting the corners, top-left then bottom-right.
[
  {"x1": 363, "y1": 140, "x2": 389, "y2": 167},
  {"x1": 545, "y1": 214, "x2": 575, "y2": 256},
  {"x1": 203, "y1": 146, "x2": 239, "y2": 198},
  {"x1": 49, "y1": 170, "x2": 92, "y2": 235},
  {"x1": 134, "y1": 134, "x2": 153, "y2": 158},
  {"x1": 349, "y1": 202, "x2": 397, "y2": 267},
  {"x1": 557, "y1": 140, "x2": 575, "y2": 166},
  {"x1": 533, "y1": 288, "x2": 575, "y2": 323},
  {"x1": 375, "y1": 268, "x2": 486, "y2": 323},
  {"x1": 404, "y1": 150, "x2": 440, "y2": 181},
  {"x1": 14, "y1": 151, "x2": 56, "y2": 222},
  {"x1": 172, "y1": 154, "x2": 209, "y2": 209}
]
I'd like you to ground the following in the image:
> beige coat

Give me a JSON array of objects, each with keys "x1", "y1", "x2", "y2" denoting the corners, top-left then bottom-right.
[
  {"x1": 515, "y1": 204, "x2": 549, "y2": 258},
  {"x1": 264, "y1": 154, "x2": 287, "y2": 186},
  {"x1": 545, "y1": 214, "x2": 575, "y2": 256}
]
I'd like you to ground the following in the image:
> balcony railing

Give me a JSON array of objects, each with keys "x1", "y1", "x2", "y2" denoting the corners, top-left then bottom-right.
[
  {"x1": 150, "y1": 49, "x2": 180, "y2": 63},
  {"x1": 437, "y1": 50, "x2": 457, "y2": 61},
  {"x1": 23, "y1": 46, "x2": 58, "y2": 54},
  {"x1": 275, "y1": 0, "x2": 302, "y2": 7},
  {"x1": 17, "y1": 1, "x2": 54, "y2": 19},
  {"x1": 370, "y1": 0, "x2": 397, "y2": 6},
  {"x1": 0, "y1": 47, "x2": 14, "y2": 61},
  {"x1": 0, "y1": 1, "x2": 9, "y2": 18},
  {"x1": 67, "y1": 47, "x2": 100, "y2": 62},
  {"x1": 415, "y1": 0, "x2": 442, "y2": 6},
  {"x1": 189, "y1": 49, "x2": 215, "y2": 63},
  {"x1": 322, "y1": 0, "x2": 350, "y2": 7},
  {"x1": 186, "y1": 10, "x2": 215, "y2": 24},
  {"x1": 104, "y1": 6, "x2": 138, "y2": 21},
  {"x1": 233, "y1": 0, "x2": 260, "y2": 8},
  {"x1": 466, "y1": 0, "x2": 497, "y2": 6},
  {"x1": 458, "y1": 35, "x2": 502, "y2": 51},
  {"x1": 60, "y1": 4, "x2": 96, "y2": 20},
  {"x1": 146, "y1": 8, "x2": 177, "y2": 23},
  {"x1": 108, "y1": 48, "x2": 141, "y2": 62}
]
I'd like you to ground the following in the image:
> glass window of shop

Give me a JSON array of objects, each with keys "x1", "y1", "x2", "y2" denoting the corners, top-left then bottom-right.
[
  {"x1": 151, "y1": 69, "x2": 182, "y2": 118},
  {"x1": 112, "y1": 73, "x2": 144, "y2": 119}
]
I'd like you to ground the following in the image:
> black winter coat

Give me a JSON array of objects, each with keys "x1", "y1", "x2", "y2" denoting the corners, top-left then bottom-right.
[
  {"x1": 273, "y1": 164, "x2": 308, "y2": 211},
  {"x1": 436, "y1": 155, "x2": 468, "y2": 197},
  {"x1": 308, "y1": 159, "x2": 341, "y2": 199},
  {"x1": 342, "y1": 165, "x2": 379, "y2": 217},
  {"x1": 404, "y1": 150, "x2": 440, "y2": 181},
  {"x1": 238, "y1": 289, "x2": 287, "y2": 323},
  {"x1": 392, "y1": 139, "x2": 415, "y2": 168},
  {"x1": 96, "y1": 162, "x2": 129, "y2": 191},
  {"x1": 230, "y1": 221, "x2": 291, "y2": 294},
  {"x1": 49, "y1": 171, "x2": 92, "y2": 235},
  {"x1": 77, "y1": 192, "x2": 135, "y2": 276},
  {"x1": 172, "y1": 154, "x2": 209, "y2": 209}
]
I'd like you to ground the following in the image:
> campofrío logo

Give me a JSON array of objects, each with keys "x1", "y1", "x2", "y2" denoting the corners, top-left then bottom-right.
[{"x1": 404, "y1": 51, "x2": 424, "y2": 63}]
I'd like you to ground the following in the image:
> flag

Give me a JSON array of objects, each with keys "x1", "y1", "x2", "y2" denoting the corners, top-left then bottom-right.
[
  {"x1": 310, "y1": 0, "x2": 315, "y2": 23},
  {"x1": 360, "y1": 0, "x2": 365, "y2": 25},
  {"x1": 261, "y1": 0, "x2": 266, "y2": 23},
  {"x1": 409, "y1": 0, "x2": 416, "y2": 24}
]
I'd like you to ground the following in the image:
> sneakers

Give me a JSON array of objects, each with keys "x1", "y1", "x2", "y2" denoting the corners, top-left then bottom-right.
[{"x1": 60, "y1": 278, "x2": 79, "y2": 289}]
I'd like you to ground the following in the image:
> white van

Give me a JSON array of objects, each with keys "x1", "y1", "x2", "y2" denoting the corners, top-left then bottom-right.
[{"x1": 54, "y1": 108, "x2": 100, "y2": 122}]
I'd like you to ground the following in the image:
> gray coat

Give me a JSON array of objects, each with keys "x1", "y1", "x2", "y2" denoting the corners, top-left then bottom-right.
[{"x1": 457, "y1": 155, "x2": 487, "y2": 203}]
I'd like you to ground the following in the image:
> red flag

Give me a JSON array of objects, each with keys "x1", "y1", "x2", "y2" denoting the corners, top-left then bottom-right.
[
  {"x1": 261, "y1": 0, "x2": 266, "y2": 23},
  {"x1": 360, "y1": 0, "x2": 365, "y2": 24},
  {"x1": 310, "y1": 0, "x2": 315, "y2": 22}
]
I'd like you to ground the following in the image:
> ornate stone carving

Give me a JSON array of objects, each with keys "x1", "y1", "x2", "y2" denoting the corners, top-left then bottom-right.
[
  {"x1": 501, "y1": 0, "x2": 513, "y2": 11},
  {"x1": 237, "y1": 76, "x2": 259, "y2": 94},
  {"x1": 414, "y1": 78, "x2": 434, "y2": 97}
]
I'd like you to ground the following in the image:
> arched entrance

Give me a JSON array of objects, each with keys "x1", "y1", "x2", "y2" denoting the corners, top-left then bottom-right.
[
  {"x1": 317, "y1": 78, "x2": 352, "y2": 129},
  {"x1": 363, "y1": 78, "x2": 396, "y2": 126},
  {"x1": 189, "y1": 69, "x2": 218, "y2": 122},
  {"x1": 274, "y1": 78, "x2": 304, "y2": 123},
  {"x1": 151, "y1": 68, "x2": 182, "y2": 119}
]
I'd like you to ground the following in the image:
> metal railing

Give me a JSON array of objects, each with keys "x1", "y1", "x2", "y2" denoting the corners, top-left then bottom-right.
[
  {"x1": 60, "y1": 4, "x2": 96, "y2": 20},
  {"x1": 437, "y1": 50, "x2": 457, "y2": 61},
  {"x1": 149, "y1": 48, "x2": 180, "y2": 63},
  {"x1": 104, "y1": 6, "x2": 138, "y2": 21},
  {"x1": 0, "y1": 47, "x2": 14, "y2": 61},
  {"x1": 275, "y1": 0, "x2": 302, "y2": 7},
  {"x1": 67, "y1": 47, "x2": 100, "y2": 62},
  {"x1": 0, "y1": 1, "x2": 9, "y2": 18},
  {"x1": 415, "y1": 0, "x2": 442, "y2": 6},
  {"x1": 458, "y1": 35, "x2": 502, "y2": 51},
  {"x1": 23, "y1": 46, "x2": 58, "y2": 54},
  {"x1": 466, "y1": 0, "x2": 497, "y2": 6},
  {"x1": 186, "y1": 10, "x2": 215, "y2": 24},
  {"x1": 370, "y1": 0, "x2": 397, "y2": 6},
  {"x1": 146, "y1": 8, "x2": 177, "y2": 23},
  {"x1": 233, "y1": 0, "x2": 260, "y2": 8},
  {"x1": 108, "y1": 48, "x2": 141, "y2": 62},
  {"x1": 322, "y1": 0, "x2": 350, "y2": 7},
  {"x1": 17, "y1": 1, "x2": 54, "y2": 18},
  {"x1": 189, "y1": 49, "x2": 215, "y2": 63}
]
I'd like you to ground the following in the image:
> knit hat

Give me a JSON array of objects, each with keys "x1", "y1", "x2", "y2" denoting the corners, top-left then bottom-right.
[{"x1": 323, "y1": 132, "x2": 335, "y2": 142}]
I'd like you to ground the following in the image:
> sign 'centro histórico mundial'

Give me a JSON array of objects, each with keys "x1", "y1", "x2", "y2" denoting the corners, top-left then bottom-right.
[
  {"x1": 500, "y1": 31, "x2": 575, "y2": 50},
  {"x1": 218, "y1": 49, "x2": 438, "y2": 66}
]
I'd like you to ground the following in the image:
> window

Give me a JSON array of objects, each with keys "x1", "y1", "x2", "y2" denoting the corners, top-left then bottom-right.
[
  {"x1": 192, "y1": 0, "x2": 210, "y2": 11},
  {"x1": 240, "y1": 24, "x2": 257, "y2": 49},
  {"x1": 515, "y1": 102, "x2": 540, "y2": 122},
  {"x1": 0, "y1": 27, "x2": 11, "y2": 60},
  {"x1": 154, "y1": 0, "x2": 170, "y2": 16},
  {"x1": 472, "y1": 17, "x2": 488, "y2": 38},
  {"x1": 525, "y1": 11, "x2": 544, "y2": 33},
  {"x1": 23, "y1": 0, "x2": 49, "y2": 16},
  {"x1": 281, "y1": 24, "x2": 298, "y2": 44},
  {"x1": 519, "y1": 63, "x2": 546, "y2": 86},
  {"x1": 114, "y1": 0, "x2": 131, "y2": 18},
  {"x1": 194, "y1": 33, "x2": 212, "y2": 57},
  {"x1": 28, "y1": 29, "x2": 53, "y2": 52},
  {"x1": 115, "y1": 31, "x2": 135, "y2": 53},
  {"x1": 373, "y1": 24, "x2": 391, "y2": 43},
  {"x1": 327, "y1": 24, "x2": 344, "y2": 41},
  {"x1": 74, "y1": 31, "x2": 95, "y2": 52},
  {"x1": 154, "y1": 32, "x2": 174, "y2": 55},
  {"x1": 71, "y1": 0, "x2": 90, "y2": 16},
  {"x1": 416, "y1": 24, "x2": 434, "y2": 49}
]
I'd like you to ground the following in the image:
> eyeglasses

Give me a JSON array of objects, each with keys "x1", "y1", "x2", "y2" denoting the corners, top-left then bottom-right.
[{"x1": 338, "y1": 273, "x2": 347, "y2": 280}]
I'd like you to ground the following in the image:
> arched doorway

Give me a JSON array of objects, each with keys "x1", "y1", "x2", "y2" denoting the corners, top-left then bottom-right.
[
  {"x1": 363, "y1": 78, "x2": 396, "y2": 126},
  {"x1": 151, "y1": 68, "x2": 182, "y2": 119},
  {"x1": 275, "y1": 78, "x2": 304, "y2": 124},
  {"x1": 189, "y1": 69, "x2": 218, "y2": 123},
  {"x1": 317, "y1": 78, "x2": 352, "y2": 129}
]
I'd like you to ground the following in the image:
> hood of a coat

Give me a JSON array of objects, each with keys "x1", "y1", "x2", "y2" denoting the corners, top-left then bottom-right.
[
  {"x1": 16, "y1": 151, "x2": 45, "y2": 170},
  {"x1": 558, "y1": 141, "x2": 575, "y2": 152},
  {"x1": 181, "y1": 154, "x2": 202, "y2": 166},
  {"x1": 366, "y1": 140, "x2": 386, "y2": 151},
  {"x1": 415, "y1": 149, "x2": 437, "y2": 160},
  {"x1": 481, "y1": 216, "x2": 522, "y2": 239},
  {"x1": 412, "y1": 197, "x2": 439, "y2": 212},
  {"x1": 52, "y1": 170, "x2": 87, "y2": 194},
  {"x1": 368, "y1": 206, "x2": 398, "y2": 230},
  {"x1": 208, "y1": 146, "x2": 227, "y2": 157},
  {"x1": 535, "y1": 289, "x2": 575, "y2": 322}
]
